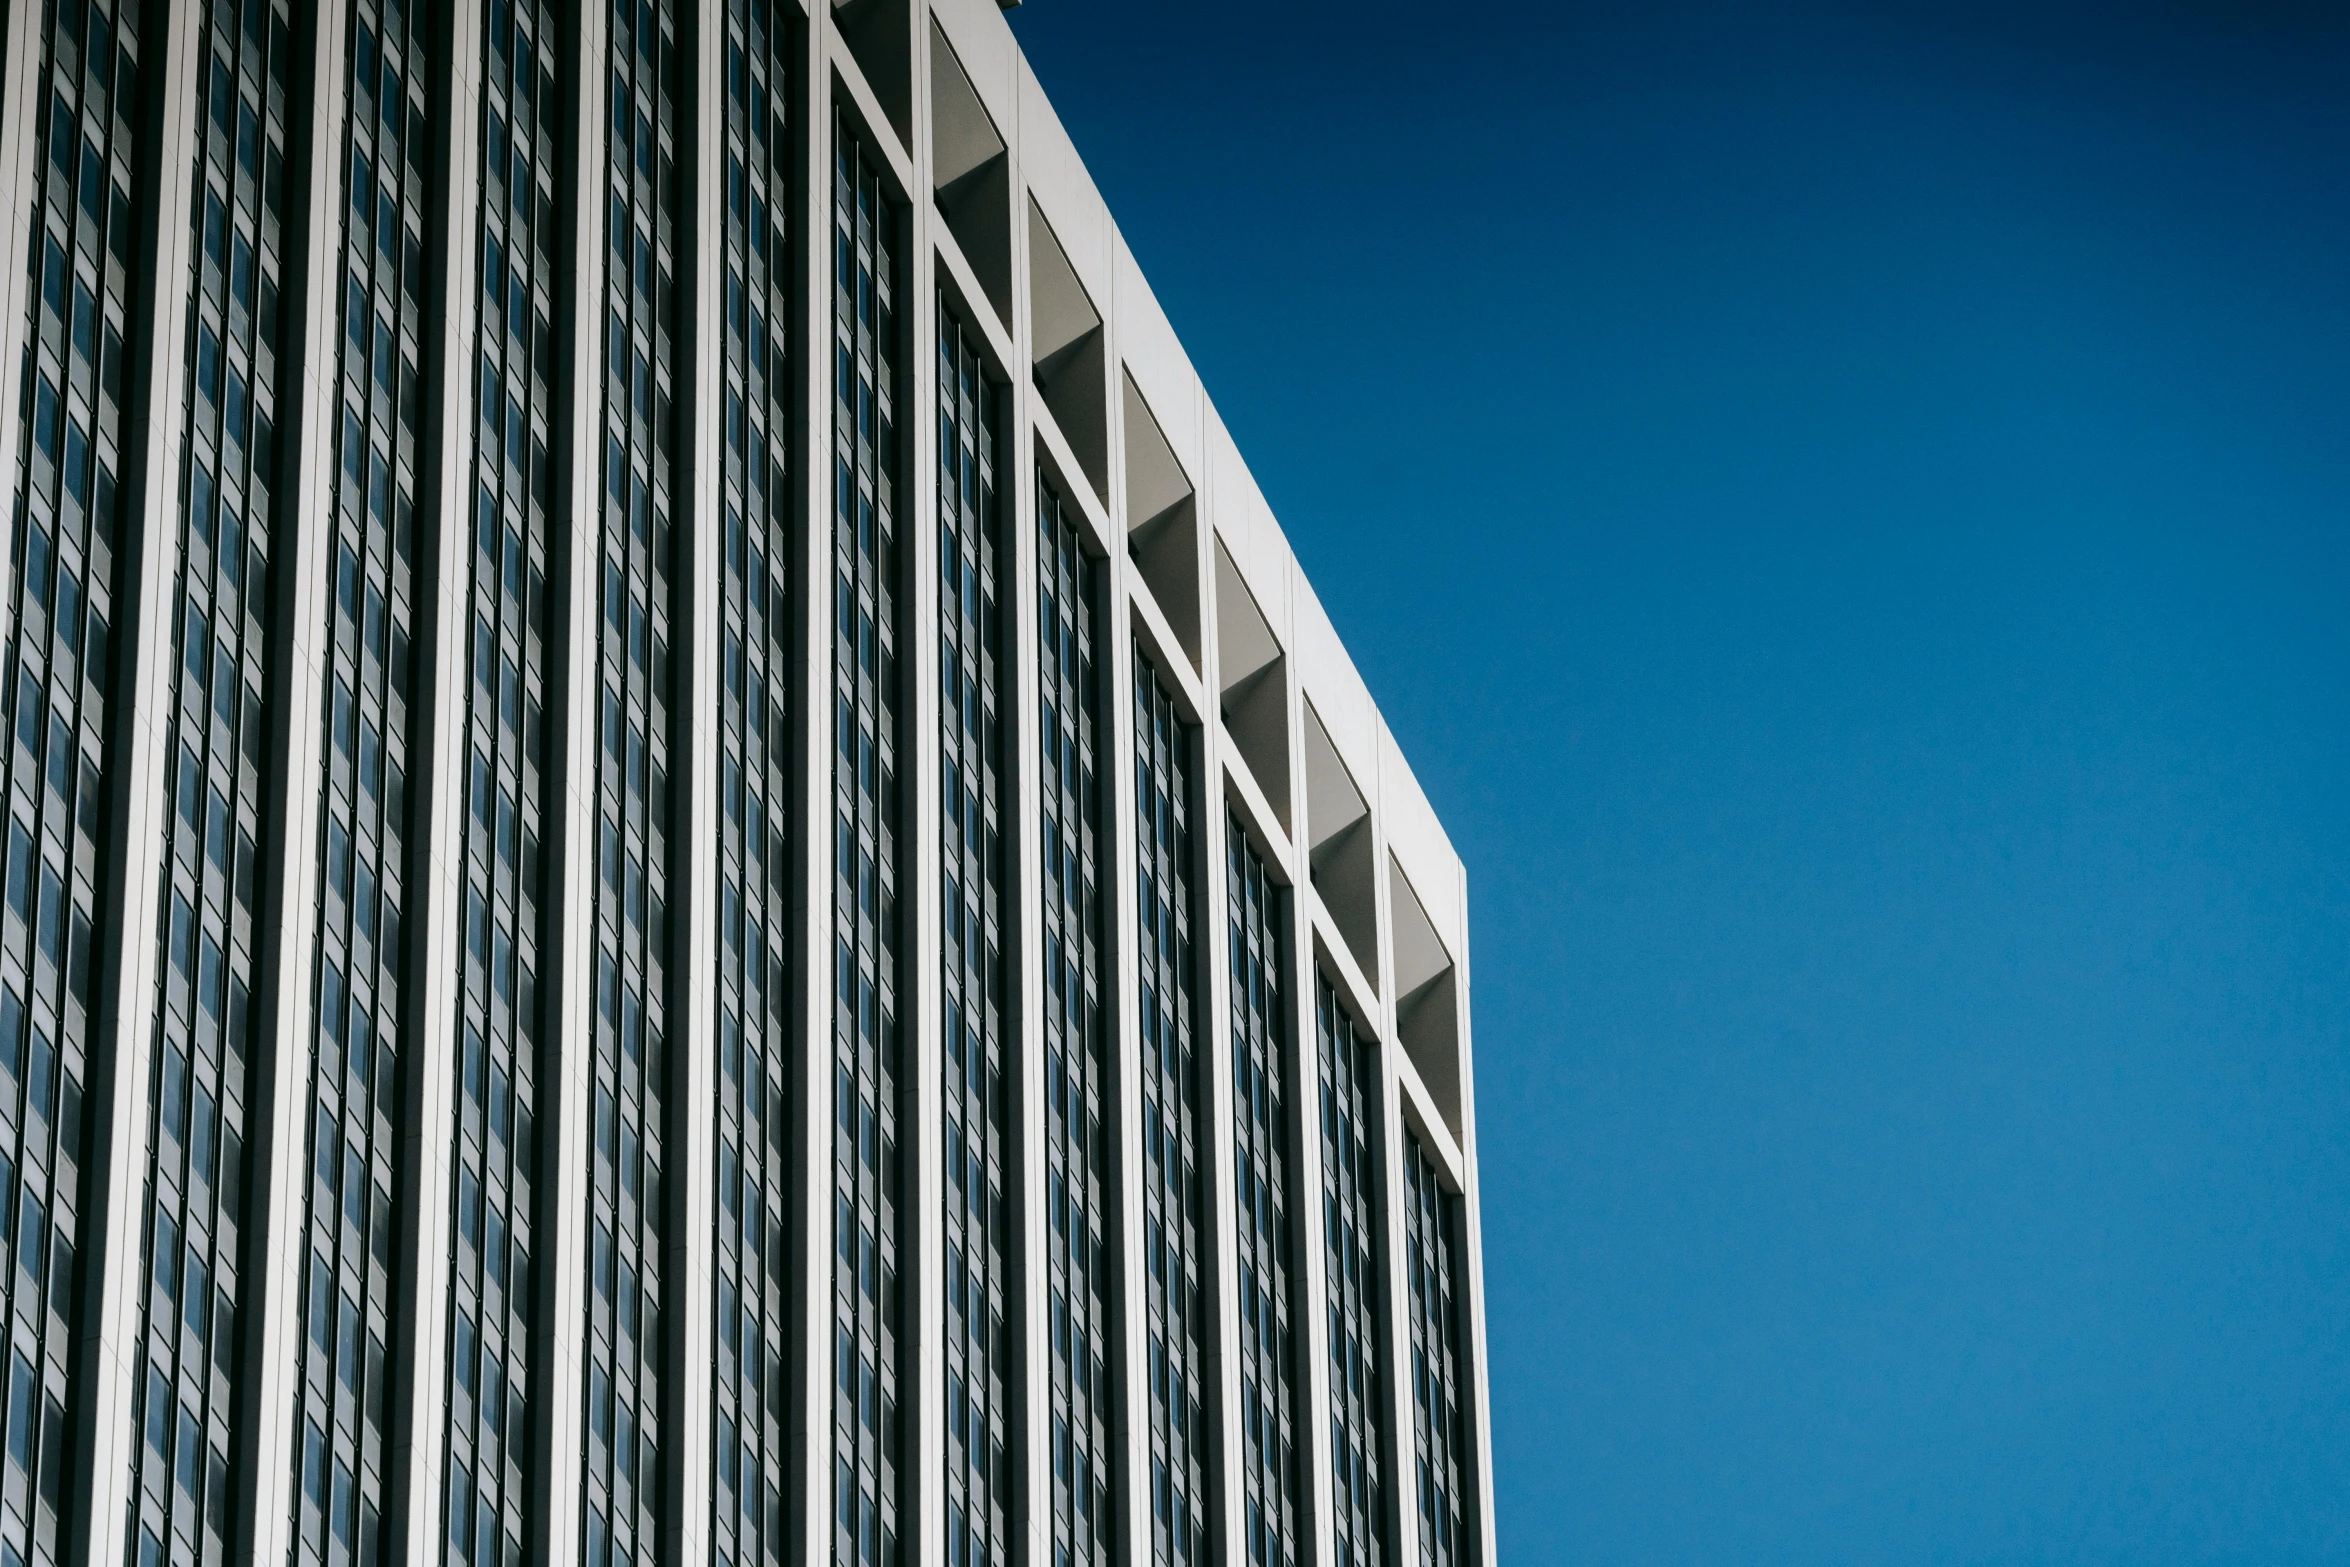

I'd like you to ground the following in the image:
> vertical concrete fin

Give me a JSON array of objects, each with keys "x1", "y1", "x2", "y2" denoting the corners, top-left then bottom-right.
[
  {"x1": 534, "y1": 2, "x2": 608, "y2": 1562},
  {"x1": 666, "y1": 1, "x2": 723, "y2": 1562},
  {"x1": 240, "y1": 0, "x2": 351, "y2": 1557},
  {"x1": 390, "y1": 0, "x2": 486, "y2": 1559}
]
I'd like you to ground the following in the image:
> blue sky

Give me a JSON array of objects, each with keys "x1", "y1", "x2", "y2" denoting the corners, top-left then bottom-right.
[{"x1": 1005, "y1": 3, "x2": 2350, "y2": 1562}]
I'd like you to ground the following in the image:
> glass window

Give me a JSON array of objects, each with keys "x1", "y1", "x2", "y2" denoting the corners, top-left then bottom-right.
[
  {"x1": 834, "y1": 115, "x2": 904, "y2": 1567},
  {"x1": 1319, "y1": 978, "x2": 1393, "y2": 1567},
  {"x1": 941, "y1": 306, "x2": 1017, "y2": 1565},
  {"x1": 1135, "y1": 650, "x2": 1214, "y2": 1567},
  {"x1": 441, "y1": 0, "x2": 561, "y2": 1553},
  {"x1": 1405, "y1": 1138, "x2": 1477, "y2": 1567},
  {"x1": 1040, "y1": 480, "x2": 1120, "y2": 1566},
  {"x1": 1229, "y1": 818, "x2": 1302, "y2": 1567}
]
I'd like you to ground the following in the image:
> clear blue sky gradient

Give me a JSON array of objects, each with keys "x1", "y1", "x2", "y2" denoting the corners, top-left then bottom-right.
[{"x1": 1004, "y1": 4, "x2": 2350, "y2": 1561}]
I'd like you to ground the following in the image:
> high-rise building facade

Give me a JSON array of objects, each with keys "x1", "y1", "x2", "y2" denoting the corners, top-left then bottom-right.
[{"x1": 0, "y1": 2, "x2": 1493, "y2": 1565}]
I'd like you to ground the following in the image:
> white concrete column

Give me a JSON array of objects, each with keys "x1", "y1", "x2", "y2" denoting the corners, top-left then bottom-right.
[
  {"x1": 893, "y1": 12, "x2": 947, "y2": 1565},
  {"x1": 1279, "y1": 670, "x2": 1337, "y2": 1567},
  {"x1": 535, "y1": 2, "x2": 608, "y2": 1561},
  {"x1": 794, "y1": 15, "x2": 838, "y2": 1567},
  {"x1": 1191, "y1": 484, "x2": 1250, "y2": 1567},
  {"x1": 1362, "y1": 792, "x2": 1419, "y2": 1567},
  {"x1": 0, "y1": 0, "x2": 49, "y2": 636},
  {"x1": 240, "y1": 2, "x2": 354, "y2": 1559},
  {"x1": 1289, "y1": 910, "x2": 1338, "y2": 1567},
  {"x1": 664, "y1": 0, "x2": 723, "y2": 1561},
  {"x1": 1097, "y1": 487, "x2": 1153, "y2": 1567},
  {"x1": 1001, "y1": 128, "x2": 1057, "y2": 1567},
  {"x1": 70, "y1": 4, "x2": 204, "y2": 1563},
  {"x1": 1445, "y1": 939, "x2": 1497, "y2": 1567},
  {"x1": 389, "y1": 1, "x2": 485, "y2": 1558}
]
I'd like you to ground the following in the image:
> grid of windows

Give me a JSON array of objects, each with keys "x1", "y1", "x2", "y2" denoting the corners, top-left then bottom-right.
[
  {"x1": 584, "y1": 2, "x2": 680, "y2": 1561},
  {"x1": 1401, "y1": 1138, "x2": 1470, "y2": 1567},
  {"x1": 1227, "y1": 818, "x2": 1298, "y2": 1567},
  {"x1": 293, "y1": 4, "x2": 428, "y2": 1562},
  {"x1": 1133, "y1": 657, "x2": 1209, "y2": 1567},
  {"x1": 712, "y1": 4, "x2": 794, "y2": 1564},
  {"x1": 936, "y1": 306, "x2": 1007, "y2": 1567},
  {"x1": 131, "y1": 2, "x2": 295, "y2": 1560},
  {"x1": 1316, "y1": 979, "x2": 1386, "y2": 1567},
  {"x1": 0, "y1": 10, "x2": 1489, "y2": 1565},
  {"x1": 443, "y1": 2, "x2": 557, "y2": 1561},
  {"x1": 1039, "y1": 483, "x2": 1115, "y2": 1567},
  {"x1": 832, "y1": 120, "x2": 903, "y2": 1567},
  {"x1": 1, "y1": 2, "x2": 144, "y2": 1559}
]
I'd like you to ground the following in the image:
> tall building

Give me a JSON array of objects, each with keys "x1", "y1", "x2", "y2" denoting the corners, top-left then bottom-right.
[{"x1": 0, "y1": 2, "x2": 1493, "y2": 1565}]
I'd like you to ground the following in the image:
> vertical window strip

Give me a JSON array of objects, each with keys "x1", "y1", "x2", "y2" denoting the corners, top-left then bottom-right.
[
  {"x1": 129, "y1": 3, "x2": 295, "y2": 1562},
  {"x1": 443, "y1": 2, "x2": 558, "y2": 1562},
  {"x1": 1133, "y1": 655, "x2": 1208, "y2": 1567},
  {"x1": 1, "y1": 3, "x2": 146, "y2": 1561},
  {"x1": 937, "y1": 306, "x2": 1006, "y2": 1567},
  {"x1": 711, "y1": 2, "x2": 794, "y2": 1563},
  {"x1": 583, "y1": 2, "x2": 681, "y2": 1561},
  {"x1": 832, "y1": 118, "x2": 903, "y2": 1567},
  {"x1": 1316, "y1": 979, "x2": 1386, "y2": 1567},
  {"x1": 1040, "y1": 482, "x2": 1116, "y2": 1567},
  {"x1": 289, "y1": 3, "x2": 428, "y2": 1561},
  {"x1": 1402, "y1": 1139, "x2": 1470, "y2": 1567},
  {"x1": 1226, "y1": 818, "x2": 1298, "y2": 1567}
]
